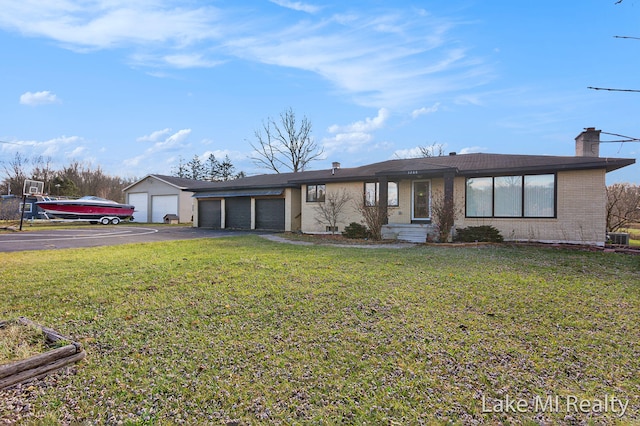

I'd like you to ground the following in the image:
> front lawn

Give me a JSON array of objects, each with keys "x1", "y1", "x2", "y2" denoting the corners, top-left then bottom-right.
[{"x1": 1, "y1": 236, "x2": 639, "y2": 424}]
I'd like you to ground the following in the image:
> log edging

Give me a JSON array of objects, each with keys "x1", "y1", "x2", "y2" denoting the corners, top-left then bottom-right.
[{"x1": 0, "y1": 317, "x2": 86, "y2": 390}]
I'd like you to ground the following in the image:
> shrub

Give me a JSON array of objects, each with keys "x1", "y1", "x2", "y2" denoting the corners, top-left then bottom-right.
[
  {"x1": 342, "y1": 222, "x2": 370, "y2": 239},
  {"x1": 454, "y1": 225, "x2": 504, "y2": 243}
]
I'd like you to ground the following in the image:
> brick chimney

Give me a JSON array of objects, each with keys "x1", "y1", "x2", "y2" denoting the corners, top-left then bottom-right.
[{"x1": 575, "y1": 127, "x2": 600, "y2": 157}]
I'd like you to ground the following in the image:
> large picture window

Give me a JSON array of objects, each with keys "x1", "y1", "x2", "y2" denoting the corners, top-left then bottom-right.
[
  {"x1": 364, "y1": 182, "x2": 399, "y2": 207},
  {"x1": 466, "y1": 174, "x2": 555, "y2": 218},
  {"x1": 306, "y1": 184, "x2": 326, "y2": 202}
]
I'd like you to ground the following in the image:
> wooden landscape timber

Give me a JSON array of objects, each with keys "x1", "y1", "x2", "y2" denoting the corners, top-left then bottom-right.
[{"x1": 0, "y1": 317, "x2": 86, "y2": 390}]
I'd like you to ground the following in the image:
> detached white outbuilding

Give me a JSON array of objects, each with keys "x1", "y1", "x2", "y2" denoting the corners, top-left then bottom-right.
[{"x1": 123, "y1": 174, "x2": 199, "y2": 224}]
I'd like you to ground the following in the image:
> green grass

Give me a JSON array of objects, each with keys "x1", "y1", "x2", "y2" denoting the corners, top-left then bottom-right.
[{"x1": 1, "y1": 236, "x2": 639, "y2": 424}]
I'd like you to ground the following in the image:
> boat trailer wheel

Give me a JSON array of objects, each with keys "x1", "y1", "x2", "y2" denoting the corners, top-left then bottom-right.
[
  {"x1": 100, "y1": 217, "x2": 111, "y2": 225},
  {"x1": 110, "y1": 218, "x2": 120, "y2": 225}
]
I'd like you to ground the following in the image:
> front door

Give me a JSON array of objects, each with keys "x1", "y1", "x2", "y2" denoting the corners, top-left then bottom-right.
[{"x1": 412, "y1": 181, "x2": 430, "y2": 220}]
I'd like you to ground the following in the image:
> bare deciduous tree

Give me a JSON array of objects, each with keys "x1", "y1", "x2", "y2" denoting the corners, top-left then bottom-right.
[
  {"x1": 355, "y1": 195, "x2": 389, "y2": 241},
  {"x1": 606, "y1": 183, "x2": 640, "y2": 231},
  {"x1": 418, "y1": 142, "x2": 446, "y2": 158},
  {"x1": 314, "y1": 189, "x2": 352, "y2": 233},
  {"x1": 430, "y1": 190, "x2": 460, "y2": 242},
  {"x1": 2, "y1": 152, "x2": 29, "y2": 196},
  {"x1": 251, "y1": 108, "x2": 323, "y2": 173}
]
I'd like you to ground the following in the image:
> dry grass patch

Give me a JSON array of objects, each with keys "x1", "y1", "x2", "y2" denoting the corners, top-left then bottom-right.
[{"x1": 0, "y1": 322, "x2": 45, "y2": 364}]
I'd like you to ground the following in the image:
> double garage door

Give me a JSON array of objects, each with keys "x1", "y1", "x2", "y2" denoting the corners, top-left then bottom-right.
[
  {"x1": 198, "y1": 197, "x2": 284, "y2": 230},
  {"x1": 127, "y1": 193, "x2": 178, "y2": 223}
]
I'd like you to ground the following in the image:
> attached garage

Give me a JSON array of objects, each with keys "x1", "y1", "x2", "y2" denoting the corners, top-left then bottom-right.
[
  {"x1": 255, "y1": 198, "x2": 285, "y2": 230},
  {"x1": 151, "y1": 195, "x2": 178, "y2": 223},
  {"x1": 225, "y1": 197, "x2": 251, "y2": 229},
  {"x1": 197, "y1": 200, "x2": 221, "y2": 228},
  {"x1": 190, "y1": 179, "x2": 299, "y2": 232},
  {"x1": 127, "y1": 193, "x2": 148, "y2": 223}
]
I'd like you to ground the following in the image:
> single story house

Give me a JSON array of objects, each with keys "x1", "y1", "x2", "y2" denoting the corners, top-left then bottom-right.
[
  {"x1": 123, "y1": 174, "x2": 199, "y2": 223},
  {"x1": 187, "y1": 128, "x2": 635, "y2": 246}
]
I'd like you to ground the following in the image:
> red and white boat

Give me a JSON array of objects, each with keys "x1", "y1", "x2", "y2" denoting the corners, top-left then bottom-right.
[{"x1": 36, "y1": 196, "x2": 135, "y2": 224}]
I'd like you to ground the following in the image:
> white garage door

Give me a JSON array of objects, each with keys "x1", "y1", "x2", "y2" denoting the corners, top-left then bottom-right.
[
  {"x1": 128, "y1": 193, "x2": 148, "y2": 223},
  {"x1": 151, "y1": 195, "x2": 178, "y2": 223}
]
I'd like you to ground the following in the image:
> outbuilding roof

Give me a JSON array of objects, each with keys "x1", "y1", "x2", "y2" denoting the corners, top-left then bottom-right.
[{"x1": 124, "y1": 174, "x2": 204, "y2": 191}]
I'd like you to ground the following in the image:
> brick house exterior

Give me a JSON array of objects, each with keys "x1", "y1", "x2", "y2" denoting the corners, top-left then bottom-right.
[{"x1": 187, "y1": 128, "x2": 634, "y2": 246}]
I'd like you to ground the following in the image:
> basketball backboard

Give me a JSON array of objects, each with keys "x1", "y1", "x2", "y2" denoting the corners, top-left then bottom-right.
[{"x1": 23, "y1": 179, "x2": 45, "y2": 196}]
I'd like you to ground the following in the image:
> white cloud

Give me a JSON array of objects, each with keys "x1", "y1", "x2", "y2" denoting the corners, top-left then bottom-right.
[
  {"x1": 0, "y1": 135, "x2": 85, "y2": 164},
  {"x1": 67, "y1": 146, "x2": 87, "y2": 157},
  {"x1": 328, "y1": 108, "x2": 390, "y2": 133},
  {"x1": 123, "y1": 155, "x2": 145, "y2": 168},
  {"x1": 137, "y1": 128, "x2": 172, "y2": 142},
  {"x1": 323, "y1": 109, "x2": 390, "y2": 154},
  {"x1": 1, "y1": 3, "x2": 492, "y2": 108},
  {"x1": 227, "y1": 11, "x2": 489, "y2": 108},
  {"x1": 0, "y1": 2, "x2": 220, "y2": 49},
  {"x1": 19, "y1": 91, "x2": 59, "y2": 106},
  {"x1": 161, "y1": 53, "x2": 224, "y2": 69},
  {"x1": 458, "y1": 146, "x2": 487, "y2": 154},
  {"x1": 126, "y1": 128, "x2": 192, "y2": 168},
  {"x1": 322, "y1": 131, "x2": 373, "y2": 154},
  {"x1": 411, "y1": 103, "x2": 440, "y2": 119},
  {"x1": 269, "y1": 0, "x2": 320, "y2": 14}
]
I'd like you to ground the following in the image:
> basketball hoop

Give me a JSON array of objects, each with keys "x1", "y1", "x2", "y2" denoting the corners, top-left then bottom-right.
[{"x1": 23, "y1": 179, "x2": 45, "y2": 196}]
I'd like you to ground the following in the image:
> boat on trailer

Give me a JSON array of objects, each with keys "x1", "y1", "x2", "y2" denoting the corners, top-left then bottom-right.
[{"x1": 36, "y1": 196, "x2": 135, "y2": 225}]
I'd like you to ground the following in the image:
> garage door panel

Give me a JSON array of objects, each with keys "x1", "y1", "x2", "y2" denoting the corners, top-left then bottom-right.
[
  {"x1": 256, "y1": 198, "x2": 285, "y2": 230},
  {"x1": 198, "y1": 200, "x2": 221, "y2": 228},
  {"x1": 151, "y1": 195, "x2": 178, "y2": 223},
  {"x1": 128, "y1": 193, "x2": 148, "y2": 223},
  {"x1": 225, "y1": 197, "x2": 251, "y2": 229}
]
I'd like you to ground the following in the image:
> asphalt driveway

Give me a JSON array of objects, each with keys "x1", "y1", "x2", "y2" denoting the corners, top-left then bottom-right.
[{"x1": 0, "y1": 225, "x2": 258, "y2": 252}]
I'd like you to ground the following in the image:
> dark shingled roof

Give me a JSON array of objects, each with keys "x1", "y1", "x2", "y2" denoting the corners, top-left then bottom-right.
[{"x1": 187, "y1": 153, "x2": 635, "y2": 192}]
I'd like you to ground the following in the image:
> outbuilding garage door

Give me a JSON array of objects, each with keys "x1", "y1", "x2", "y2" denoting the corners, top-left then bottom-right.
[
  {"x1": 255, "y1": 199, "x2": 285, "y2": 230},
  {"x1": 198, "y1": 200, "x2": 221, "y2": 228},
  {"x1": 151, "y1": 195, "x2": 178, "y2": 223},
  {"x1": 128, "y1": 193, "x2": 148, "y2": 223},
  {"x1": 225, "y1": 197, "x2": 251, "y2": 229}
]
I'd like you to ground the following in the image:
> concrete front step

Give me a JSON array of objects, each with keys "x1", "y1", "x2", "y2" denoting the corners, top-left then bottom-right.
[{"x1": 382, "y1": 223, "x2": 436, "y2": 243}]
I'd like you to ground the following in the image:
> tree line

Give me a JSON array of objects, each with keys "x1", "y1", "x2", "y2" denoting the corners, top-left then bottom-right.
[
  {"x1": 172, "y1": 154, "x2": 245, "y2": 181},
  {"x1": 1, "y1": 153, "x2": 134, "y2": 202}
]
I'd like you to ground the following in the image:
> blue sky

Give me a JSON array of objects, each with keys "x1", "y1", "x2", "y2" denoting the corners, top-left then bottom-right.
[{"x1": 0, "y1": 0, "x2": 638, "y2": 183}]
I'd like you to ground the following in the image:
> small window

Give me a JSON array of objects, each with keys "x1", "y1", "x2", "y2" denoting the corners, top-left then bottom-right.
[
  {"x1": 364, "y1": 182, "x2": 399, "y2": 207},
  {"x1": 307, "y1": 184, "x2": 326, "y2": 202}
]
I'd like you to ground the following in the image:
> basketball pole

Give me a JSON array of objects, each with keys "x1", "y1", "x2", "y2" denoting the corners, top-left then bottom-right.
[{"x1": 19, "y1": 194, "x2": 27, "y2": 231}]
